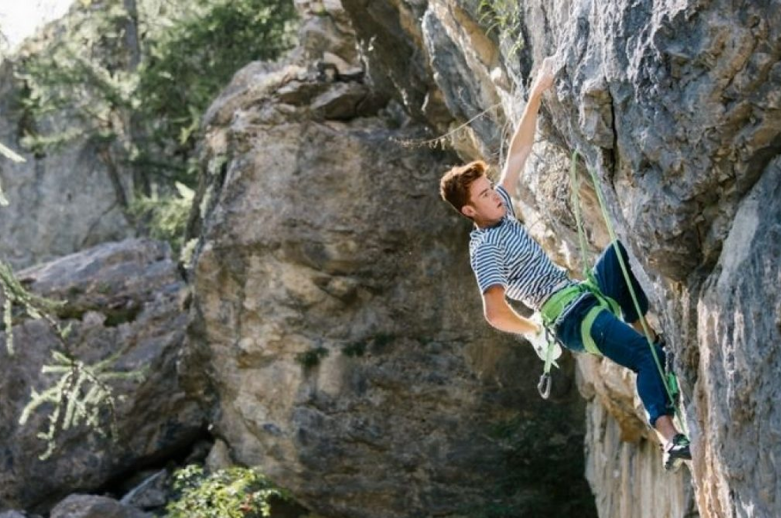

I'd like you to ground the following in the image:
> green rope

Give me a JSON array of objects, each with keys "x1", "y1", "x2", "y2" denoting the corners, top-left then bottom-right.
[{"x1": 570, "y1": 150, "x2": 689, "y2": 437}]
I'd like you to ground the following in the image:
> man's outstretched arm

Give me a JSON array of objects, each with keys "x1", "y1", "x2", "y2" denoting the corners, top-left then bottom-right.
[
  {"x1": 482, "y1": 285, "x2": 541, "y2": 336},
  {"x1": 498, "y1": 56, "x2": 557, "y2": 196}
]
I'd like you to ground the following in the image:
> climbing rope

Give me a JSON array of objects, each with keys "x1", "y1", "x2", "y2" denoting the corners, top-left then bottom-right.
[{"x1": 569, "y1": 150, "x2": 689, "y2": 437}]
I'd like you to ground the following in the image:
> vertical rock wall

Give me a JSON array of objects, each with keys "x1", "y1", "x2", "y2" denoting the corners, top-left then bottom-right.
[
  {"x1": 335, "y1": 0, "x2": 781, "y2": 516},
  {"x1": 0, "y1": 59, "x2": 134, "y2": 270}
]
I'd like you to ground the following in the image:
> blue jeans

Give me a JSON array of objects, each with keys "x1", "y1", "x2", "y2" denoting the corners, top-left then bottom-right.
[{"x1": 556, "y1": 241, "x2": 672, "y2": 426}]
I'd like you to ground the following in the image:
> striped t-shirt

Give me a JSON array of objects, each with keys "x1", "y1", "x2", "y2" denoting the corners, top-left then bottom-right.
[{"x1": 469, "y1": 185, "x2": 572, "y2": 310}]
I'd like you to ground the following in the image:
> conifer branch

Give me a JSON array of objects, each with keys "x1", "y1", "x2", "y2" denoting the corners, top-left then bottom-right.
[{"x1": 0, "y1": 260, "x2": 145, "y2": 460}]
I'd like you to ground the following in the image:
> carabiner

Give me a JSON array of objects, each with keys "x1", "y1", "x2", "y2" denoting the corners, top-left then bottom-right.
[{"x1": 537, "y1": 372, "x2": 552, "y2": 399}]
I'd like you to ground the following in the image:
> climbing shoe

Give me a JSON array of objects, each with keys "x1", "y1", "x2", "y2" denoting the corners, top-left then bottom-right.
[{"x1": 663, "y1": 434, "x2": 691, "y2": 471}]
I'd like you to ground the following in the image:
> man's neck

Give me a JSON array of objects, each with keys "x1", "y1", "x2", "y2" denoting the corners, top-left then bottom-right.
[{"x1": 474, "y1": 216, "x2": 503, "y2": 229}]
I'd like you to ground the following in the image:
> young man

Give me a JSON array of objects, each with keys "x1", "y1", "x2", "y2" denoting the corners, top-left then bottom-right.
[{"x1": 439, "y1": 57, "x2": 691, "y2": 470}]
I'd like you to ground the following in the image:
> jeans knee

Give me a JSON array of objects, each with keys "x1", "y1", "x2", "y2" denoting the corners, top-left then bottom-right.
[{"x1": 633, "y1": 340, "x2": 663, "y2": 373}]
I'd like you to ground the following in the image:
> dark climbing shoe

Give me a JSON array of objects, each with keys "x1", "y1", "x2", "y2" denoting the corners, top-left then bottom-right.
[{"x1": 663, "y1": 434, "x2": 691, "y2": 471}]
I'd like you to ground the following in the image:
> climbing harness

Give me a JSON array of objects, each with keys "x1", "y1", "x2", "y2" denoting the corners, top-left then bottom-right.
[
  {"x1": 530, "y1": 149, "x2": 688, "y2": 433},
  {"x1": 533, "y1": 154, "x2": 621, "y2": 398},
  {"x1": 554, "y1": 150, "x2": 689, "y2": 436}
]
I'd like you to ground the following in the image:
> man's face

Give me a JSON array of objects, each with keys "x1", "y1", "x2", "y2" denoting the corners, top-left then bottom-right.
[{"x1": 461, "y1": 176, "x2": 506, "y2": 225}]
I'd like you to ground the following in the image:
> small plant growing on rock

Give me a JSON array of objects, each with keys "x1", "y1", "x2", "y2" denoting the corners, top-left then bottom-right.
[
  {"x1": 295, "y1": 346, "x2": 329, "y2": 369},
  {"x1": 478, "y1": 0, "x2": 525, "y2": 58}
]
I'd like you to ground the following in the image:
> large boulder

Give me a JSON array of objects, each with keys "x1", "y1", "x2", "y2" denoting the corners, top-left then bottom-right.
[
  {"x1": 182, "y1": 4, "x2": 594, "y2": 516},
  {"x1": 0, "y1": 239, "x2": 204, "y2": 512}
]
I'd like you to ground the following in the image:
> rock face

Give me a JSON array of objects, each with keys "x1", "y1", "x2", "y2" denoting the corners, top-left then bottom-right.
[
  {"x1": 334, "y1": 0, "x2": 781, "y2": 517},
  {"x1": 50, "y1": 494, "x2": 150, "y2": 518},
  {"x1": 0, "y1": 60, "x2": 134, "y2": 270},
  {"x1": 693, "y1": 157, "x2": 781, "y2": 517},
  {"x1": 0, "y1": 239, "x2": 204, "y2": 512},
  {"x1": 183, "y1": 2, "x2": 595, "y2": 517},
  {"x1": 183, "y1": 0, "x2": 781, "y2": 517}
]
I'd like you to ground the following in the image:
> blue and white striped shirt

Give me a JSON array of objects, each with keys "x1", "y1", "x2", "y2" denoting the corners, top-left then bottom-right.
[{"x1": 469, "y1": 185, "x2": 572, "y2": 310}]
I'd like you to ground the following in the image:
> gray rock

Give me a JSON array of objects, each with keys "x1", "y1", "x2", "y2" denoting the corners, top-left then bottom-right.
[
  {"x1": 119, "y1": 469, "x2": 169, "y2": 510},
  {"x1": 50, "y1": 495, "x2": 150, "y2": 518},
  {"x1": 335, "y1": 0, "x2": 781, "y2": 516},
  {"x1": 0, "y1": 59, "x2": 134, "y2": 271},
  {"x1": 199, "y1": 0, "x2": 781, "y2": 517},
  {"x1": 182, "y1": 7, "x2": 594, "y2": 515},
  {"x1": 205, "y1": 439, "x2": 233, "y2": 472},
  {"x1": 0, "y1": 239, "x2": 203, "y2": 511}
]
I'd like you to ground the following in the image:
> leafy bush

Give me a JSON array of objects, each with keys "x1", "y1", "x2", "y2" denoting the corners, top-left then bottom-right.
[
  {"x1": 130, "y1": 181, "x2": 195, "y2": 254},
  {"x1": 137, "y1": 0, "x2": 299, "y2": 162},
  {"x1": 166, "y1": 465, "x2": 288, "y2": 518}
]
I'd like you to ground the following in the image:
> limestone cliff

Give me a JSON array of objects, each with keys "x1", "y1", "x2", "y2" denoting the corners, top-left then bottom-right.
[
  {"x1": 182, "y1": 0, "x2": 780, "y2": 517},
  {"x1": 333, "y1": 0, "x2": 781, "y2": 516}
]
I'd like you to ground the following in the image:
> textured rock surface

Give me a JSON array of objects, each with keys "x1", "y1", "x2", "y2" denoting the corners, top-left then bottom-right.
[
  {"x1": 336, "y1": 0, "x2": 781, "y2": 517},
  {"x1": 50, "y1": 494, "x2": 150, "y2": 518},
  {"x1": 693, "y1": 157, "x2": 781, "y2": 517},
  {"x1": 0, "y1": 239, "x2": 203, "y2": 512},
  {"x1": 182, "y1": 3, "x2": 595, "y2": 517},
  {"x1": 185, "y1": 74, "x2": 593, "y2": 518},
  {"x1": 0, "y1": 60, "x2": 134, "y2": 270}
]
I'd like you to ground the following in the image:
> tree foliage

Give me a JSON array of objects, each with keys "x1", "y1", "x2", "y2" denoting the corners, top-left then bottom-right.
[
  {"x1": 137, "y1": 0, "x2": 298, "y2": 165},
  {"x1": 14, "y1": 0, "x2": 298, "y2": 242},
  {"x1": 0, "y1": 255, "x2": 146, "y2": 460}
]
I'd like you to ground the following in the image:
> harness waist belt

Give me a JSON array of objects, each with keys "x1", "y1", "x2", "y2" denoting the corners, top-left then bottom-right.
[
  {"x1": 540, "y1": 283, "x2": 589, "y2": 328},
  {"x1": 540, "y1": 279, "x2": 622, "y2": 356}
]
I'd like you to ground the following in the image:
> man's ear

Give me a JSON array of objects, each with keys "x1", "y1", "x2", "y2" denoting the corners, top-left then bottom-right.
[{"x1": 461, "y1": 204, "x2": 476, "y2": 219}]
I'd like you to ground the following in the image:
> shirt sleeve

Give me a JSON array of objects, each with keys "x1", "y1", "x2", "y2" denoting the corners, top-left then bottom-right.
[
  {"x1": 495, "y1": 185, "x2": 515, "y2": 218},
  {"x1": 470, "y1": 241, "x2": 507, "y2": 294}
]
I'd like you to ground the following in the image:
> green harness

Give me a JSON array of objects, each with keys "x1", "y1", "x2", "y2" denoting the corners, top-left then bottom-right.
[
  {"x1": 534, "y1": 150, "x2": 686, "y2": 438},
  {"x1": 535, "y1": 277, "x2": 620, "y2": 398},
  {"x1": 539, "y1": 278, "x2": 621, "y2": 356}
]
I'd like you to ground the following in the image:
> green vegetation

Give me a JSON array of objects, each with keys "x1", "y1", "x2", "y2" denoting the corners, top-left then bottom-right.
[
  {"x1": 136, "y1": 0, "x2": 298, "y2": 165},
  {"x1": 477, "y1": 0, "x2": 524, "y2": 58},
  {"x1": 0, "y1": 141, "x2": 25, "y2": 205},
  {"x1": 166, "y1": 465, "x2": 289, "y2": 518},
  {"x1": 295, "y1": 346, "x2": 329, "y2": 369},
  {"x1": 19, "y1": 349, "x2": 146, "y2": 460},
  {"x1": 0, "y1": 258, "x2": 146, "y2": 460},
  {"x1": 13, "y1": 0, "x2": 298, "y2": 252},
  {"x1": 130, "y1": 182, "x2": 195, "y2": 253},
  {"x1": 0, "y1": 261, "x2": 63, "y2": 355}
]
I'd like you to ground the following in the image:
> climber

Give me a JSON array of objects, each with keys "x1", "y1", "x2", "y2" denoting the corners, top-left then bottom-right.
[{"x1": 438, "y1": 56, "x2": 691, "y2": 471}]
